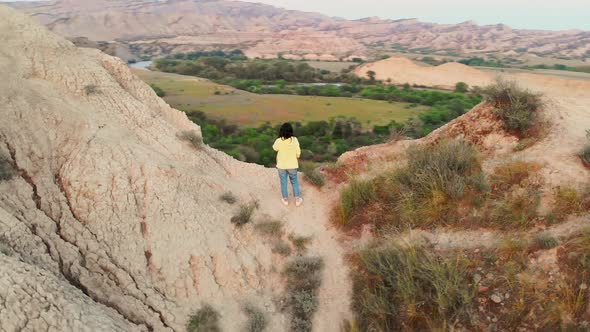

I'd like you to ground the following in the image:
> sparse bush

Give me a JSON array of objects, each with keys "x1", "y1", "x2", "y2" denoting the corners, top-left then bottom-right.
[
  {"x1": 579, "y1": 129, "x2": 590, "y2": 166},
  {"x1": 272, "y1": 240, "x2": 292, "y2": 256},
  {"x1": 219, "y1": 191, "x2": 237, "y2": 204},
  {"x1": 283, "y1": 256, "x2": 324, "y2": 332},
  {"x1": 244, "y1": 304, "x2": 267, "y2": 332},
  {"x1": 337, "y1": 177, "x2": 375, "y2": 224},
  {"x1": 179, "y1": 130, "x2": 204, "y2": 150},
  {"x1": 288, "y1": 234, "x2": 312, "y2": 253},
  {"x1": 187, "y1": 304, "x2": 221, "y2": 332},
  {"x1": 231, "y1": 201, "x2": 259, "y2": 226},
  {"x1": 353, "y1": 245, "x2": 475, "y2": 331},
  {"x1": 83, "y1": 84, "x2": 98, "y2": 95},
  {"x1": 254, "y1": 220, "x2": 284, "y2": 238},
  {"x1": 483, "y1": 79, "x2": 544, "y2": 136},
  {"x1": 535, "y1": 233, "x2": 559, "y2": 249},
  {"x1": 0, "y1": 155, "x2": 15, "y2": 181}
]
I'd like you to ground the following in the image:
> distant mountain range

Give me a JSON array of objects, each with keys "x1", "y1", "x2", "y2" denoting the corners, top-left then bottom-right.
[{"x1": 7, "y1": 0, "x2": 590, "y2": 60}]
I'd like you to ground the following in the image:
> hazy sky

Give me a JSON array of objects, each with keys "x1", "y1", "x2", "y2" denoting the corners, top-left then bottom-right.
[
  {"x1": 240, "y1": 0, "x2": 590, "y2": 31},
  {"x1": 2, "y1": 0, "x2": 589, "y2": 30}
]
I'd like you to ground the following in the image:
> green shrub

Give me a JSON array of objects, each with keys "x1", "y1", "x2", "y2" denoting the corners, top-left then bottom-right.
[
  {"x1": 338, "y1": 178, "x2": 375, "y2": 224},
  {"x1": 353, "y1": 245, "x2": 475, "y2": 331},
  {"x1": 283, "y1": 256, "x2": 324, "y2": 332},
  {"x1": 244, "y1": 304, "x2": 267, "y2": 332},
  {"x1": 0, "y1": 155, "x2": 15, "y2": 181},
  {"x1": 483, "y1": 79, "x2": 544, "y2": 135},
  {"x1": 219, "y1": 191, "x2": 237, "y2": 204},
  {"x1": 535, "y1": 233, "x2": 559, "y2": 249},
  {"x1": 579, "y1": 130, "x2": 590, "y2": 166},
  {"x1": 150, "y1": 83, "x2": 166, "y2": 97},
  {"x1": 454, "y1": 82, "x2": 469, "y2": 93},
  {"x1": 187, "y1": 304, "x2": 221, "y2": 332},
  {"x1": 179, "y1": 130, "x2": 204, "y2": 150},
  {"x1": 272, "y1": 240, "x2": 292, "y2": 256},
  {"x1": 231, "y1": 201, "x2": 259, "y2": 226},
  {"x1": 254, "y1": 220, "x2": 284, "y2": 238}
]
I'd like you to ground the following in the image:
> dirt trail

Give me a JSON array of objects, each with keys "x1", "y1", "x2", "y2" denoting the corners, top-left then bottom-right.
[
  {"x1": 257, "y1": 177, "x2": 352, "y2": 332},
  {"x1": 388, "y1": 215, "x2": 590, "y2": 251}
]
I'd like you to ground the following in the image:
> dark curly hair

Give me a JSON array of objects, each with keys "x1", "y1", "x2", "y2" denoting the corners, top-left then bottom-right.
[{"x1": 279, "y1": 122, "x2": 294, "y2": 139}]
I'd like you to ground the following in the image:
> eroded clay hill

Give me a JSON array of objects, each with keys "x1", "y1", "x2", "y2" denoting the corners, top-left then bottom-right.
[
  {"x1": 0, "y1": 6, "x2": 350, "y2": 331},
  {"x1": 8, "y1": 0, "x2": 589, "y2": 59}
]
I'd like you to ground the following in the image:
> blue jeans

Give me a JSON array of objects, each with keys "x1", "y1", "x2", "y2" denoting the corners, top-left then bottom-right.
[{"x1": 278, "y1": 169, "x2": 301, "y2": 199}]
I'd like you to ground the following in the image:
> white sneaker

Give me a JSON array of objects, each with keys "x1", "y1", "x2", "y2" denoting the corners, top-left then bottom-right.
[
  {"x1": 281, "y1": 198, "x2": 289, "y2": 206},
  {"x1": 295, "y1": 197, "x2": 303, "y2": 207}
]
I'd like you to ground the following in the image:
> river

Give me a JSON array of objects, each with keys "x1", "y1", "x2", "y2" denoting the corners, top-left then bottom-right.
[{"x1": 128, "y1": 60, "x2": 153, "y2": 71}]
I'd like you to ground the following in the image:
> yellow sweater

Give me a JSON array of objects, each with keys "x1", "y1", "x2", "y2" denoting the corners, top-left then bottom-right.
[{"x1": 273, "y1": 137, "x2": 301, "y2": 169}]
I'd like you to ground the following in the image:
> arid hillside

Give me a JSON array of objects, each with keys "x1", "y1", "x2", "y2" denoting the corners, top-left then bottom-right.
[
  {"x1": 335, "y1": 51, "x2": 590, "y2": 331},
  {"x1": 0, "y1": 5, "x2": 350, "y2": 331},
  {"x1": 7, "y1": 0, "x2": 590, "y2": 59}
]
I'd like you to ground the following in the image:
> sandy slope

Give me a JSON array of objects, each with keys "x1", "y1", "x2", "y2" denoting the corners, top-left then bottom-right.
[{"x1": 354, "y1": 57, "x2": 494, "y2": 88}]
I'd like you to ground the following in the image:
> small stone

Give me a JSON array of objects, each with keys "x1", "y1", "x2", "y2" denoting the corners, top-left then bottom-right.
[
  {"x1": 474, "y1": 273, "x2": 482, "y2": 283},
  {"x1": 505, "y1": 293, "x2": 510, "y2": 299},
  {"x1": 490, "y1": 293, "x2": 503, "y2": 303},
  {"x1": 492, "y1": 317, "x2": 498, "y2": 323},
  {"x1": 580, "y1": 283, "x2": 588, "y2": 290},
  {"x1": 479, "y1": 286, "x2": 490, "y2": 293},
  {"x1": 475, "y1": 248, "x2": 480, "y2": 253}
]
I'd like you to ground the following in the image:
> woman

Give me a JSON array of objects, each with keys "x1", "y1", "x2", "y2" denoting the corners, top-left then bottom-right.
[{"x1": 273, "y1": 123, "x2": 303, "y2": 207}]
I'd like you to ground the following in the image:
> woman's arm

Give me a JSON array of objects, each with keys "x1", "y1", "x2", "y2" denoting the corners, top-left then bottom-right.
[
  {"x1": 295, "y1": 138, "x2": 301, "y2": 159},
  {"x1": 272, "y1": 138, "x2": 280, "y2": 152}
]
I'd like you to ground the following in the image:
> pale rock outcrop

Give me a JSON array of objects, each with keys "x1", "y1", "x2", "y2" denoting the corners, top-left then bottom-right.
[{"x1": 0, "y1": 5, "x2": 351, "y2": 331}]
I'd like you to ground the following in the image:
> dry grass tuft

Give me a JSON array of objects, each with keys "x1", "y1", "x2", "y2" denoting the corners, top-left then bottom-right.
[
  {"x1": 254, "y1": 220, "x2": 284, "y2": 238},
  {"x1": 336, "y1": 177, "x2": 375, "y2": 226},
  {"x1": 0, "y1": 155, "x2": 15, "y2": 182},
  {"x1": 231, "y1": 201, "x2": 259, "y2": 226},
  {"x1": 489, "y1": 160, "x2": 540, "y2": 193},
  {"x1": 352, "y1": 244, "x2": 475, "y2": 331},
  {"x1": 300, "y1": 162, "x2": 326, "y2": 187},
  {"x1": 219, "y1": 191, "x2": 237, "y2": 204},
  {"x1": 244, "y1": 304, "x2": 267, "y2": 332},
  {"x1": 534, "y1": 233, "x2": 559, "y2": 250},
  {"x1": 283, "y1": 256, "x2": 324, "y2": 332},
  {"x1": 178, "y1": 130, "x2": 204, "y2": 149},
  {"x1": 272, "y1": 240, "x2": 292, "y2": 257},
  {"x1": 288, "y1": 234, "x2": 312, "y2": 253},
  {"x1": 552, "y1": 186, "x2": 586, "y2": 221}
]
